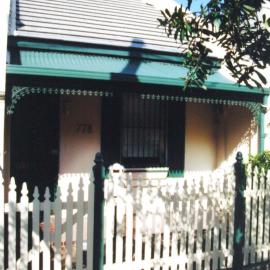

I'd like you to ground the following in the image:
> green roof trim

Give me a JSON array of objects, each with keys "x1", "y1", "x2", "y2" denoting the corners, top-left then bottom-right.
[
  {"x1": 7, "y1": 48, "x2": 269, "y2": 94},
  {"x1": 14, "y1": 41, "x2": 186, "y2": 64}
]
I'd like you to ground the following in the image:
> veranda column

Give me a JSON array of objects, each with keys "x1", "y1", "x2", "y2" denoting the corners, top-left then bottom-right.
[{"x1": 0, "y1": 0, "x2": 11, "y2": 198}]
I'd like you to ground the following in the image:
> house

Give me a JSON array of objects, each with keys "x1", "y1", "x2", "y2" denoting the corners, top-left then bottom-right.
[{"x1": 1, "y1": 0, "x2": 269, "y2": 195}]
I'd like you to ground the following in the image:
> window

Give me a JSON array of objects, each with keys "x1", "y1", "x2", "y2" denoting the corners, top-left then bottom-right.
[
  {"x1": 102, "y1": 91, "x2": 185, "y2": 173},
  {"x1": 121, "y1": 93, "x2": 167, "y2": 167}
]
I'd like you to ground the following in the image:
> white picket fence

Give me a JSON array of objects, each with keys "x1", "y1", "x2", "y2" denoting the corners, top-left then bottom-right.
[
  {"x1": 243, "y1": 165, "x2": 270, "y2": 266},
  {"x1": 1, "y1": 163, "x2": 270, "y2": 270},
  {"x1": 103, "y1": 165, "x2": 236, "y2": 270},
  {"x1": 0, "y1": 173, "x2": 95, "y2": 270}
]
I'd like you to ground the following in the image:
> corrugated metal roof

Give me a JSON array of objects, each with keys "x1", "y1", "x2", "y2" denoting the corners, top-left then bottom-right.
[{"x1": 15, "y1": 0, "x2": 183, "y2": 53}]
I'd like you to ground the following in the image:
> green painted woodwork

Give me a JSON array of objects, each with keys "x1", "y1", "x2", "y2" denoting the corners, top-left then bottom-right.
[
  {"x1": 8, "y1": 86, "x2": 265, "y2": 121},
  {"x1": 259, "y1": 95, "x2": 268, "y2": 153},
  {"x1": 15, "y1": 41, "x2": 186, "y2": 64},
  {"x1": 7, "y1": 48, "x2": 268, "y2": 94}
]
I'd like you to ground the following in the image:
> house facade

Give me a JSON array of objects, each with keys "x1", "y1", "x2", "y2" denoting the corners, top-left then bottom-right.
[{"x1": 1, "y1": 0, "x2": 269, "y2": 195}]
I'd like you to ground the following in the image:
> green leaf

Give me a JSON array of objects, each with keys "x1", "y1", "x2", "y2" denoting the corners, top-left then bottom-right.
[
  {"x1": 187, "y1": 0, "x2": 192, "y2": 9},
  {"x1": 254, "y1": 70, "x2": 267, "y2": 85},
  {"x1": 165, "y1": 9, "x2": 171, "y2": 17},
  {"x1": 243, "y1": 4, "x2": 255, "y2": 13},
  {"x1": 174, "y1": 28, "x2": 180, "y2": 40},
  {"x1": 267, "y1": 18, "x2": 270, "y2": 27}
]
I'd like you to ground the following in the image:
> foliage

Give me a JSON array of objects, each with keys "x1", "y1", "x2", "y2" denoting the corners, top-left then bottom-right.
[
  {"x1": 158, "y1": 0, "x2": 270, "y2": 90},
  {"x1": 249, "y1": 151, "x2": 270, "y2": 171}
]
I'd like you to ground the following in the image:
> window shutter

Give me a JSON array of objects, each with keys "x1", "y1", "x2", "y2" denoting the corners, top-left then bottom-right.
[
  {"x1": 167, "y1": 102, "x2": 185, "y2": 176},
  {"x1": 101, "y1": 95, "x2": 121, "y2": 169}
]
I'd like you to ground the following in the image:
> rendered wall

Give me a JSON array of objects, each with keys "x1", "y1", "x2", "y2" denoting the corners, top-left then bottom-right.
[
  {"x1": 59, "y1": 96, "x2": 101, "y2": 196},
  {"x1": 184, "y1": 103, "x2": 216, "y2": 172},
  {"x1": 184, "y1": 103, "x2": 256, "y2": 172},
  {"x1": 215, "y1": 106, "x2": 255, "y2": 168}
]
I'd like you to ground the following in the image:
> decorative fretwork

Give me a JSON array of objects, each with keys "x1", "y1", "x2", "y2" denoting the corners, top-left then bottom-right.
[
  {"x1": 141, "y1": 94, "x2": 263, "y2": 122},
  {"x1": 8, "y1": 86, "x2": 114, "y2": 114},
  {"x1": 8, "y1": 86, "x2": 264, "y2": 122}
]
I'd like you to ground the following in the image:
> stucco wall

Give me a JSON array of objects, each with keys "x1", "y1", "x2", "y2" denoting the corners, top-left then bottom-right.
[
  {"x1": 57, "y1": 97, "x2": 257, "y2": 176},
  {"x1": 215, "y1": 106, "x2": 255, "y2": 168},
  {"x1": 184, "y1": 103, "x2": 216, "y2": 172},
  {"x1": 59, "y1": 96, "x2": 101, "y2": 193},
  {"x1": 185, "y1": 103, "x2": 256, "y2": 172}
]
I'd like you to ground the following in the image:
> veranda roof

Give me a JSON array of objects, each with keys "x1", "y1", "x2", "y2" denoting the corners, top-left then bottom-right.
[{"x1": 7, "y1": 43, "x2": 266, "y2": 94}]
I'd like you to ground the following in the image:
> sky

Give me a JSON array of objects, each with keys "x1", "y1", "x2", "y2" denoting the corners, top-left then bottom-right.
[
  {"x1": 174, "y1": 0, "x2": 208, "y2": 11},
  {"x1": 145, "y1": 0, "x2": 209, "y2": 12}
]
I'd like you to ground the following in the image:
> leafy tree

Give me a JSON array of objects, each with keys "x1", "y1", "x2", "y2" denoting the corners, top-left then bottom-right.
[{"x1": 158, "y1": 0, "x2": 270, "y2": 90}]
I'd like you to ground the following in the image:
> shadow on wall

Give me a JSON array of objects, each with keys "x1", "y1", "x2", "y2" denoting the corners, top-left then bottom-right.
[{"x1": 215, "y1": 106, "x2": 256, "y2": 169}]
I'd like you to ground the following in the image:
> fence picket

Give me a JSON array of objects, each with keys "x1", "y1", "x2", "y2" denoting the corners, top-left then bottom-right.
[
  {"x1": 153, "y1": 184, "x2": 162, "y2": 270},
  {"x1": 212, "y1": 203, "x2": 219, "y2": 269},
  {"x1": 8, "y1": 177, "x2": 17, "y2": 270},
  {"x1": 115, "y1": 198, "x2": 124, "y2": 264},
  {"x1": 205, "y1": 199, "x2": 213, "y2": 270},
  {"x1": 220, "y1": 176, "x2": 228, "y2": 269},
  {"x1": 0, "y1": 172, "x2": 4, "y2": 270},
  {"x1": 251, "y1": 166, "x2": 259, "y2": 264},
  {"x1": 244, "y1": 165, "x2": 252, "y2": 265},
  {"x1": 43, "y1": 187, "x2": 52, "y2": 270},
  {"x1": 170, "y1": 182, "x2": 179, "y2": 270},
  {"x1": 19, "y1": 183, "x2": 29, "y2": 270},
  {"x1": 179, "y1": 180, "x2": 188, "y2": 270},
  {"x1": 142, "y1": 186, "x2": 151, "y2": 270},
  {"x1": 65, "y1": 184, "x2": 74, "y2": 270},
  {"x1": 54, "y1": 186, "x2": 62, "y2": 270},
  {"x1": 87, "y1": 175, "x2": 95, "y2": 269},
  {"x1": 134, "y1": 185, "x2": 143, "y2": 266},
  {"x1": 227, "y1": 170, "x2": 235, "y2": 268},
  {"x1": 195, "y1": 179, "x2": 203, "y2": 270},
  {"x1": 32, "y1": 187, "x2": 40, "y2": 269},
  {"x1": 125, "y1": 173, "x2": 133, "y2": 265},
  {"x1": 104, "y1": 178, "x2": 114, "y2": 267},
  {"x1": 257, "y1": 170, "x2": 265, "y2": 262},
  {"x1": 76, "y1": 179, "x2": 84, "y2": 270},
  {"x1": 264, "y1": 170, "x2": 270, "y2": 260},
  {"x1": 162, "y1": 182, "x2": 170, "y2": 270}
]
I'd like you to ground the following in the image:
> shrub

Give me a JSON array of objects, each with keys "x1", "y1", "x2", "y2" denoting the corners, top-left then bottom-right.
[{"x1": 249, "y1": 151, "x2": 270, "y2": 172}]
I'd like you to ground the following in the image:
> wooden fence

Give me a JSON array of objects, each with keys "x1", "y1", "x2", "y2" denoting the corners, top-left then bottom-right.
[
  {"x1": 103, "y1": 165, "x2": 236, "y2": 270},
  {"x1": 243, "y1": 165, "x2": 270, "y2": 266},
  {"x1": 0, "y1": 173, "x2": 95, "y2": 270},
  {"x1": 1, "y1": 161, "x2": 270, "y2": 269}
]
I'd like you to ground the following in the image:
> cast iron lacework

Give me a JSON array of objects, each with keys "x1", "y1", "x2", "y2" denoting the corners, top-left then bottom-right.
[
  {"x1": 8, "y1": 86, "x2": 263, "y2": 121},
  {"x1": 8, "y1": 86, "x2": 114, "y2": 114},
  {"x1": 141, "y1": 94, "x2": 263, "y2": 122}
]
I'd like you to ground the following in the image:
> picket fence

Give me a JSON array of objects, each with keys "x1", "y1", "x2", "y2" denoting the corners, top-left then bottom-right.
[
  {"x1": 1, "y1": 162, "x2": 270, "y2": 270},
  {"x1": 103, "y1": 165, "x2": 236, "y2": 270},
  {"x1": 0, "y1": 173, "x2": 95, "y2": 270}
]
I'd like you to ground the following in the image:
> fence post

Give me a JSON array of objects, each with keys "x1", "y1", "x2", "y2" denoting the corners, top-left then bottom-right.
[
  {"x1": 93, "y1": 152, "x2": 105, "y2": 270},
  {"x1": 232, "y1": 152, "x2": 246, "y2": 270}
]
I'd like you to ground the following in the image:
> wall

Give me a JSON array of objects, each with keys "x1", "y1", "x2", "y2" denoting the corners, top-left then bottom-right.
[
  {"x1": 184, "y1": 103, "x2": 216, "y2": 172},
  {"x1": 185, "y1": 103, "x2": 256, "y2": 172},
  {"x1": 215, "y1": 106, "x2": 255, "y2": 168},
  {"x1": 59, "y1": 96, "x2": 101, "y2": 196}
]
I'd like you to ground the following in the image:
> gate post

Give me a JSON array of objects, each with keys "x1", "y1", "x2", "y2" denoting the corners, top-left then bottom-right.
[
  {"x1": 93, "y1": 152, "x2": 105, "y2": 270},
  {"x1": 232, "y1": 152, "x2": 246, "y2": 270}
]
